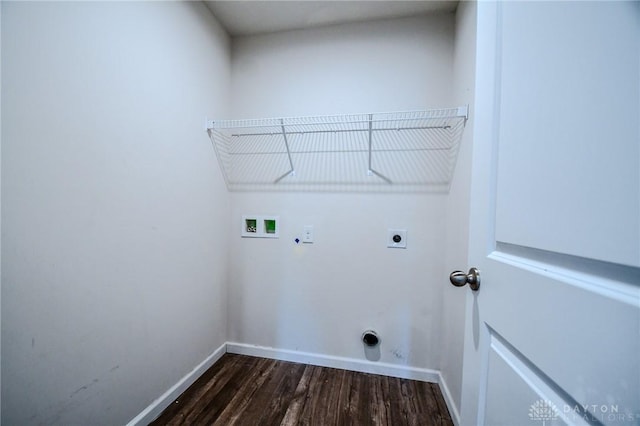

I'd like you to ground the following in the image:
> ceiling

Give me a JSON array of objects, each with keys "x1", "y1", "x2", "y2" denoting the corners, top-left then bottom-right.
[{"x1": 204, "y1": 1, "x2": 458, "y2": 37}]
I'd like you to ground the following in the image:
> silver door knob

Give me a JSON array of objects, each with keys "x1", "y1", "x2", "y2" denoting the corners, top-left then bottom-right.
[{"x1": 449, "y1": 267, "x2": 480, "y2": 291}]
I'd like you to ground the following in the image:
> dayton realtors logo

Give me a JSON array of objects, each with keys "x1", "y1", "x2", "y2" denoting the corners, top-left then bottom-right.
[
  {"x1": 529, "y1": 400, "x2": 559, "y2": 425},
  {"x1": 563, "y1": 403, "x2": 639, "y2": 423},
  {"x1": 529, "y1": 399, "x2": 640, "y2": 424}
]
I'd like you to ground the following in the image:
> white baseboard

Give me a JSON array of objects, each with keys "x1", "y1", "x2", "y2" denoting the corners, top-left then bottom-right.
[
  {"x1": 437, "y1": 372, "x2": 461, "y2": 426},
  {"x1": 226, "y1": 342, "x2": 440, "y2": 383},
  {"x1": 127, "y1": 342, "x2": 461, "y2": 426},
  {"x1": 126, "y1": 343, "x2": 227, "y2": 426}
]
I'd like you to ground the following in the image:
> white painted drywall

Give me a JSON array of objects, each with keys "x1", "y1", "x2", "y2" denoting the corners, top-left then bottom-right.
[
  {"x1": 1, "y1": 2, "x2": 230, "y2": 424},
  {"x1": 229, "y1": 192, "x2": 447, "y2": 368},
  {"x1": 230, "y1": 14, "x2": 454, "y2": 118},
  {"x1": 227, "y1": 15, "x2": 455, "y2": 370},
  {"x1": 440, "y1": 1, "x2": 476, "y2": 420},
  {"x1": 0, "y1": 4, "x2": 3, "y2": 423}
]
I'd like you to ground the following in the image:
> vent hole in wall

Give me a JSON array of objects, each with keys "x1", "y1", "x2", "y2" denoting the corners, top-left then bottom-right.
[{"x1": 362, "y1": 330, "x2": 379, "y2": 347}]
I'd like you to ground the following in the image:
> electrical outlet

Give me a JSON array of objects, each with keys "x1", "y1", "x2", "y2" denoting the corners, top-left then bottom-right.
[
  {"x1": 387, "y1": 229, "x2": 407, "y2": 248},
  {"x1": 303, "y1": 225, "x2": 314, "y2": 243}
]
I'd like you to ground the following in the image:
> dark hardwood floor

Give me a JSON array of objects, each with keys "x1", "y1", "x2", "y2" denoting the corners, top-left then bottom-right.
[{"x1": 149, "y1": 353, "x2": 453, "y2": 426}]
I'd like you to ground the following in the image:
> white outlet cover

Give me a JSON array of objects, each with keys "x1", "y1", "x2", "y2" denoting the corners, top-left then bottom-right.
[
  {"x1": 303, "y1": 225, "x2": 314, "y2": 243},
  {"x1": 387, "y1": 229, "x2": 407, "y2": 248}
]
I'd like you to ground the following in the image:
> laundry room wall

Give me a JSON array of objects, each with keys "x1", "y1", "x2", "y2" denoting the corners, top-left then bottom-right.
[
  {"x1": 1, "y1": 2, "x2": 230, "y2": 424},
  {"x1": 440, "y1": 1, "x2": 477, "y2": 419},
  {"x1": 227, "y1": 14, "x2": 457, "y2": 370}
]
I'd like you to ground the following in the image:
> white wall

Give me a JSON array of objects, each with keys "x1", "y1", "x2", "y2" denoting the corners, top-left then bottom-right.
[
  {"x1": 1, "y1": 2, "x2": 230, "y2": 424},
  {"x1": 440, "y1": 1, "x2": 476, "y2": 421},
  {"x1": 0, "y1": 4, "x2": 3, "y2": 423},
  {"x1": 228, "y1": 15, "x2": 455, "y2": 370},
  {"x1": 231, "y1": 15, "x2": 454, "y2": 118}
]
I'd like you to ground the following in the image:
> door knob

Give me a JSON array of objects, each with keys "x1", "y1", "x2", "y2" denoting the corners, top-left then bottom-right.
[{"x1": 449, "y1": 267, "x2": 480, "y2": 291}]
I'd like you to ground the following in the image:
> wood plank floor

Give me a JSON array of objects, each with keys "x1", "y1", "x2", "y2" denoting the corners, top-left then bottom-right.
[{"x1": 149, "y1": 353, "x2": 453, "y2": 426}]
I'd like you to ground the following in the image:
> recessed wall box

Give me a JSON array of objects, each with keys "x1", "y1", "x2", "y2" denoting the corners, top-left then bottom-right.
[
  {"x1": 242, "y1": 215, "x2": 279, "y2": 238},
  {"x1": 245, "y1": 218, "x2": 257, "y2": 234},
  {"x1": 264, "y1": 219, "x2": 277, "y2": 235}
]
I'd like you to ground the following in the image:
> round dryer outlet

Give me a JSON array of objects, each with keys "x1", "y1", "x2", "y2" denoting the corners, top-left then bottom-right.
[{"x1": 387, "y1": 229, "x2": 407, "y2": 248}]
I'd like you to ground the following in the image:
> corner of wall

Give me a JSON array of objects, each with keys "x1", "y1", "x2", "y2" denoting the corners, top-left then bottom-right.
[
  {"x1": 438, "y1": 370, "x2": 462, "y2": 426},
  {"x1": 439, "y1": 0, "x2": 477, "y2": 416},
  {"x1": 0, "y1": 2, "x2": 3, "y2": 423}
]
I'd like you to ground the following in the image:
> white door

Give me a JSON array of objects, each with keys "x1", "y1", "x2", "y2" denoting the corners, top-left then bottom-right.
[{"x1": 459, "y1": 2, "x2": 640, "y2": 426}]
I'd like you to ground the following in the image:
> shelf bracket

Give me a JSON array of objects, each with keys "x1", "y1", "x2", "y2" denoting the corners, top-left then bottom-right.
[
  {"x1": 367, "y1": 114, "x2": 392, "y2": 184},
  {"x1": 457, "y1": 105, "x2": 469, "y2": 125},
  {"x1": 274, "y1": 119, "x2": 296, "y2": 183}
]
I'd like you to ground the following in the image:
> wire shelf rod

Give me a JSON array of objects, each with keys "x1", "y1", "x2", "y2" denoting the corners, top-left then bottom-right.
[
  {"x1": 368, "y1": 169, "x2": 393, "y2": 184},
  {"x1": 213, "y1": 112, "x2": 463, "y2": 131},
  {"x1": 228, "y1": 147, "x2": 453, "y2": 156},
  {"x1": 216, "y1": 116, "x2": 460, "y2": 134},
  {"x1": 368, "y1": 113, "x2": 373, "y2": 173},
  {"x1": 207, "y1": 129, "x2": 230, "y2": 188},
  {"x1": 229, "y1": 125, "x2": 452, "y2": 138},
  {"x1": 274, "y1": 119, "x2": 295, "y2": 183},
  {"x1": 367, "y1": 113, "x2": 393, "y2": 184}
]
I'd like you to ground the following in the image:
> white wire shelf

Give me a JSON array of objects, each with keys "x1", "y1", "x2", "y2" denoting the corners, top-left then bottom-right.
[{"x1": 207, "y1": 107, "x2": 468, "y2": 192}]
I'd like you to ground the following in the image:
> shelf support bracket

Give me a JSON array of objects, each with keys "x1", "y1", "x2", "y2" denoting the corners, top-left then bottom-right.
[
  {"x1": 274, "y1": 119, "x2": 296, "y2": 183},
  {"x1": 367, "y1": 114, "x2": 392, "y2": 184},
  {"x1": 457, "y1": 105, "x2": 469, "y2": 125}
]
